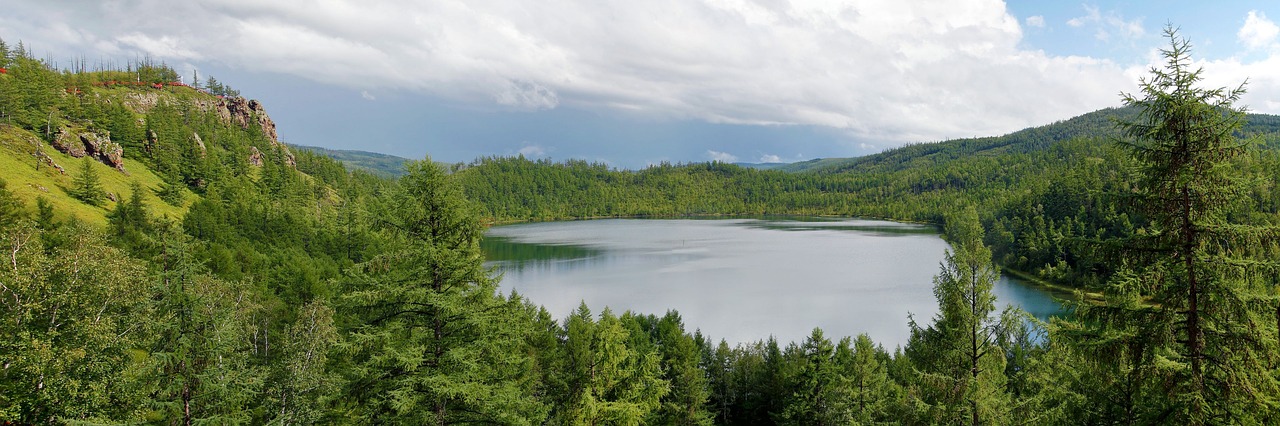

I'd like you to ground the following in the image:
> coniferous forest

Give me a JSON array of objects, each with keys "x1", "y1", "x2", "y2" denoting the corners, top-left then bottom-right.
[{"x1": 2, "y1": 28, "x2": 1280, "y2": 425}]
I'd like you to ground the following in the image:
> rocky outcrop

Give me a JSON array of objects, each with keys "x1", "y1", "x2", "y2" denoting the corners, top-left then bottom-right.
[
  {"x1": 192, "y1": 132, "x2": 206, "y2": 156},
  {"x1": 282, "y1": 145, "x2": 296, "y2": 168},
  {"x1": 51, "y1": 128, "x2": 126, "y2": 171},
  {"x1": 248, "y1": 146, "x2": 264, "y2": 167},
  {"x1": 122, "y1": 92, "x2": 161, "y2": 114},
  {"x1": 218, "y1": 97, "x2": 280, "y2": 144},
  {"x1": 52, "y1": 130, "x2": 86, "y2": 157}
]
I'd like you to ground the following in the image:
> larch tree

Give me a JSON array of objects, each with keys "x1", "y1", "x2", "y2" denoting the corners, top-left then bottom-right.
[
  {"x1": 1064, "y1": 26, "x2": 1280, "y2": 424},
  {"x1": 906, "y1": 207, "x2": 1012, "y2": 425},
  {"x1": 70, "y1": 157, "x2": 105, "y2": 206},
  {"x1": 336, "y1": 158, "x2": 546, "y2": 424}
]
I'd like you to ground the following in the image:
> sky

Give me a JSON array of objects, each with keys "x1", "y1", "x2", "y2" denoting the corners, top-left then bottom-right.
[{"x1": 2, "y1": 1, "x2": 1279, "y2": 169}]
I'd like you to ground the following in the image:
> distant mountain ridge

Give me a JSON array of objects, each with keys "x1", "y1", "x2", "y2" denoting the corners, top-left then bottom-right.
[
  {"x1": 771, "y1": 107, "x2": 1280, "y2": 173},
  {"x1": 289, "y1": 144, "x2": 411, "y2": 177}
]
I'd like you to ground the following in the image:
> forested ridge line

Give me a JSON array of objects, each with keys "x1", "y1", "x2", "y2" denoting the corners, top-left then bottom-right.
[
  {"x1": 1, "y1": 28, "x2": 1279, "y2": 425},
  {"x1": 455, "y1": 105, "x2": 1280, "y2": 291}
]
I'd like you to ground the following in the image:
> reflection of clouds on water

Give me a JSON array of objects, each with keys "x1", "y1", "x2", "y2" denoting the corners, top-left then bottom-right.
[{"x1": 483, "y1": 217, "x2": 1062, "y2": 347}]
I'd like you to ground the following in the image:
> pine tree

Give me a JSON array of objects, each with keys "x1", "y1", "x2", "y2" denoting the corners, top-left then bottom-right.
[
  {"x1": 646, "y1": 311, "x2": 713, "y2": 426},
  {"x1": 154, "y1": 178, "x2": 185, "y2": 206},
  {"x1": 34, "y1": 196, "x2": 55, "y2": 231},
  {"x1": 1063, "y1": 26, "x2": 1280, "y2": 424},
  {"x1": 0, "y1": 36, "x2": 10, "y2": 67},
  {"x1": 70, "y1": 158, "x2": 105, "y2": 206}
]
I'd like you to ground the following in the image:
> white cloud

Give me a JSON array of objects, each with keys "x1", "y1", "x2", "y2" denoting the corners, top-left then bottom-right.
[
  {"x1": 518, "y1": 143, "x2": 547, "y2": 157},
  {"x1": 1239, "y1": 11, "x2": 1279, "y2": 51},
  {"x1": 1066, "y1": 5, "x2": 1144, "y2": 42},
  {"x1": 759, "y1": 154, "x2": 782, "y2": 163},
  {"x1": 0, "y1": 0, "x2": 1193, "y2": 147},
  {"x1": 360, "y1": 90, "x2": 376, "y2": 100},
  {"x1": 116, "y1": 32, "x2": 203, "y2": 60},
  {"x1": 1025, "y1": 15, "x2": 1045, "y2": 28},
  {"x1": 707, "y1": 150, "x2": 738, "y2": 163}
]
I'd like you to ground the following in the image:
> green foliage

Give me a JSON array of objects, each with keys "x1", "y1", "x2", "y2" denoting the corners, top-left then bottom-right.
[
  {"x1": 3, "y1": 26, "x2": 1280, "y2": 425},
  {"x1": 335, "y1": 159, "x2": 547, "y2": 424},
  {"x1": 555, "y1": 304, "x2": 669, "y2": 425},
  {"x1": 0, "y1": 178, "x2": 24, "y2": 230},
  {"x1": 905, "y1": 208, "x2": 1014, "y2": 425},
  {"x1": 1060, "y1": 27, "x2": 1280, "y2": 425},
  {"x1": 70, "y1": 158, "x2": 106, "y2": 206},
  {"x1": 0, "y1": 221, "x2": 152, "y2": 423},
  {"x1": 144, "y1": 224, "x2": 266, "y2": 424},
  {"x1": 777, "y1": 328, "x2": 854, "y2": 425}
]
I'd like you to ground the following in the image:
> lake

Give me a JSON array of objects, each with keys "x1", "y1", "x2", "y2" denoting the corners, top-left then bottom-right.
[{"x1": 482, "y1": 217, "x2": 1064, "y2": 347}]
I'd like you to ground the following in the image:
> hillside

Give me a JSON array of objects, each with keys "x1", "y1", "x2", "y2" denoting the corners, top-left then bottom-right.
[
  {"x1": 0, "y1": 58, "x2": 304, "y2": 227},
  {"x1": 291, "y1": 144, "x2": 410, "y2": 177},
  {"x1": 780, "y1": 107, "x2": 1280, "y2": 174}
]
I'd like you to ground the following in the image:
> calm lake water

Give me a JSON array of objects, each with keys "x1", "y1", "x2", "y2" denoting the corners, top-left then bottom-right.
[{"x1": 482, "y1": 217, "x2": 1064, "y2": 347}]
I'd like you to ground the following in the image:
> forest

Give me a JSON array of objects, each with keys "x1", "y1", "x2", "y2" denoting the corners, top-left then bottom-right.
[{"x1": 2, "y1": 28, "x2": 1279, "y2": 425}]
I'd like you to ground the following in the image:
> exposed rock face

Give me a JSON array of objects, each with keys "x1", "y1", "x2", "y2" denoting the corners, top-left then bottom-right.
[
  {"x1": 217, "y1": 97, "x2": 279, "y2": 144},
  {"x1": 34, "y1": 152, "x2": 66, "y2": 175},
  {"x1": 282, "y1": 146, "x2": 296, "y2": 168},
  {"x1": 248, "y1": 146, "x2": 264, "y2": 167},
  {"x1": 123, "y1": 92, "x2": 161, "y2": 113},
  {"x1": 145, "y1": 129, "x2": 158, "y2": 155},
  {"x1": 50, "y1": 128, "x2": 125, "y2": 171},
  {"x1": 52, "y1": 130, "x2": 86, "y2": 157},
  {"x1": 79, "y1": 132, "x2": 126, "y2": 171},
  {"x1": 192, "y1": 132, "x2": 207, "y2": 156}
]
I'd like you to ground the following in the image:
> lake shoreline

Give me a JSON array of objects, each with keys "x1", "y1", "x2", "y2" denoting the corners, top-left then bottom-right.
[{"x1": 484, "y1": 217, "x2": 1063, "y2": 346}]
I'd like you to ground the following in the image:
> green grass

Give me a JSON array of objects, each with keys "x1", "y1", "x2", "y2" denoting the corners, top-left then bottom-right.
[{"x1": 0, "y1": 124, "x2": 192, "y2": 228}]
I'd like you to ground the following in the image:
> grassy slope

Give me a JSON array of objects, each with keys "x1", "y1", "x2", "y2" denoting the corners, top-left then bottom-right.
[{"x1": 0, "y1": 125, "x2": 190, "y2": 227}]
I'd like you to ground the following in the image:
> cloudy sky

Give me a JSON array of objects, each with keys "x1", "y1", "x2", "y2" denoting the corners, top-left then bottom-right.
[{"x1": 3, "y1": 1, "x2": 1279, "y2": 168}]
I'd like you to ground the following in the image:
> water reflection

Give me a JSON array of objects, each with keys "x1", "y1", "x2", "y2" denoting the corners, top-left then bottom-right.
[{"x1": 483, "y1": 218, "x2": 1065, "y2": 347}]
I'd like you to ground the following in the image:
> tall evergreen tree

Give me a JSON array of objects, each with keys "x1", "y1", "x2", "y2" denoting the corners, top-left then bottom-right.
[
  {"x1": 844, "y1": 333, "x2": 896, "y2": 424},
  {"x1": 906, "y1": 207, "x2": 1012, "y2": 425},
  {"x1": 1063, "y1": 26, "x2": 1280, "y2": 424},
  {"x1": 557, "y1": 304, "x2": 669, "y2": 425},
  {"x1": 146, "y1": 224, "x2": 264, "y2": 425},
  {"x1": 0, "y1": 36, "x2": 10, "y2": 67},
  {"x1": 778, "y1": 328, "x2": 854, "y2": 426},
  {"x1": 336, "y1": 159, "x2": 546, "y2": 424},
  {"x1": 644, "y1": 311, "x2": 713, "y2": 426}
]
